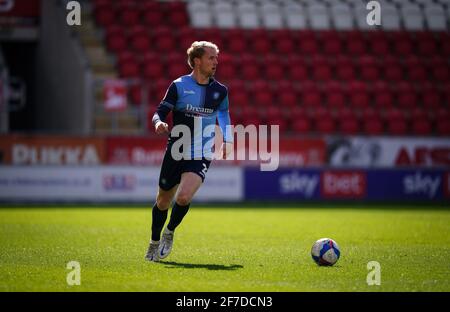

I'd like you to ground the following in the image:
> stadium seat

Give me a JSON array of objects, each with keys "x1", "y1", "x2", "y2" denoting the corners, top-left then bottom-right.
[
  {"x1": 300, "y1": 81, "x2": 322, "y2": 108},
  {"x1": 381, "y1": 4, "x2": 401, "y2": 30},
  {"x1": 424, "y1": 4, "x2": 448, "y2": 31},
  {"x1": 345, "y1": 31, "x2": 367, "y2": 56},
  {"x1": 383, "y1": 56, "x2": 404, "y2": 81},
  {"x1": 283, "y1": 2, "x2": 307, "y2": 30},
  {"x1": 331, "y1": 3, "x2": 354, "y2": 30},
  {"x1": 335, "y1": 56, "x2": 356, "y2": 81},
  {"x1": 188, "y1": 0, "x2": 213, "y2": 28},
  {"x1": 308, "y1": 3, "x2": 331, "y2": 30},
  {"x1": 348, "y1": 81, "x2": 370, "y2": 109},
  {"x1": 311, "y1": 55, "x2": 333, "y2": 81},
  {"x1": 401, "y1": 4, "x2": 424, "y2": 31},
  {"x1": 373, "y1": 80, "x2": 394, "y2": 108},
  {"x1": 324, "y1": 81, "x2": 346, "y2": 108},
  {"x1": 396, "y1": 81, "x2": 418, "y2": 109},
  {"x1": 385, "y1": 108, "x2": 408, "y2": 135},
  {"x1": 261, "y1": 2, "x2": 283, "y2": 29},
  {"x1": 404, "y1": 56, "x2": 428, "y2": 82},
  {"x1": 420, "y1": 82, "x2": 442, "y2": 110},
  {"x1": 359, "y1": 55, "x2": 380, "y2": 81},
  {"x1": 212, "y1": 2, "x2": 237, "y2": 29},
  {"x1": 237, "y1": 1, "x2": 260, "y2": 29}
]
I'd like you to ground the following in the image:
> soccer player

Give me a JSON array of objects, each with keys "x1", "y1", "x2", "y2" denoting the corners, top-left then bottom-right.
[{"x1": 145, "y1": 41, "x2": 233, "y2": 262}]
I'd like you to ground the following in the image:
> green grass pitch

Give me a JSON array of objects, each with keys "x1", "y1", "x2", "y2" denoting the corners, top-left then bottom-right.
[{"x1": 0, "y1": 206, "x2": 449, "y2": 292}]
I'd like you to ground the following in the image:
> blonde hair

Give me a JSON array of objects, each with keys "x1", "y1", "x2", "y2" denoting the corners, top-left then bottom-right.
[{"x1": 187, "y1": 41, "x2": 219, "y2": 69}]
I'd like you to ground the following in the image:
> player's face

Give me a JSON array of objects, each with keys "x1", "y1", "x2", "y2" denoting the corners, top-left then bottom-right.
[{"x1": 198, "y1": 47, "x2": 218, "y2": 77}]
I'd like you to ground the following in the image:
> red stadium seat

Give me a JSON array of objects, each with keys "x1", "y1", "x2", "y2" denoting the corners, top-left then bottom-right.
[
  {"x1": 119, "y1": 60, "x2": 139, "y2": 78},
  {"x1": 311, "y1": 55, "x2": 333, "y2": 81},
  {"x1": 320, "y1": 31, "x2": 343, "y2": 55},
  {"x1": 345, "y1": 31, "x2": 367, "y2": 56},
  {"x1": 142, "y1": 62, "x2": 164, "y2": 80},
  {"x1": 348, "y1": 81, "x2": 370, "y2": 109},
  {"x1": 411, "y1": 117, "x2": 432, "y2": 136},
  {"x1": 298, "y1": 31, "x2": 318, "y2": 55},
  {"x1": 119, "y1": 6, "x2": 140, "y2": 27},
  {"x1": 396, "y1": 81, "x2": 418, "y2": 109},
  {"x1": 168, "y1": 64, "x2": 188, "y2": 80},
  {"x1": 169, "y1": 11, "x2": 189, "y2": 28},
  {"x1": 429, "y1": 57, "x2": 450, "y2": 82},
  {"x1": 241, "y1": 63, "x2": 261, "y2": 80},
  {"x1": 373, "y1": 81, "x2": 394, "y2": 108},
  {"x1": 404, "y1": 56, "x2": 428, "y2": 82},
  {"x1": 415, "y1": 32, "x2": 438, "y2": 56},
  {"x1": 335, "y1": 56, "x2": 356, "y2": 81},
  {"x1": 230, "y1": 89, "x2": 250, "y2": 106},
  {"x1": 275, "y1": 37, "x2": 295, "y2": 54},
  {"x1": 130, "y1": 32, "x2": 150, "y2": 53},
  {"x1": 288, "y1": 61, "x2": 308, "y2": 81},
  {"x1": 300, "y1": 82, "x2": 322, "y2": 108},
  {"x1": 420, "y1": 82, "x2": 443, "y2": 110},
  {"x1": 292, "y1": 117, "x2": 312, "y2": 134},
  {"x1": 95, "y1": 5, "x2": 115, "y2": 27},
  {"x1": 368, "y1": 31, "x2": 390, "y2": 56},
  {"x1": 324, "y1": 81, "x2": 346, "y2": 108},
  {"x1": 359, "y1": 55, "x2": 380, "y2": 81},
  {"x1": 254, "y1": 90, "x2": 274, "y2": 107},
  {"x1": 279, "y1": 92, "x2": 298, "y2": 108},
  {"x1": 364, "y1": 117, "x2": 384, "y2": 135},
  {"x1": 391, "y1": 32, "x2": 414, "y2": 56},
  {"x1": 386, "y1": 108, "x2": 408, "y2": 135},
  {"x1": 383, "y1": 56, "x2": 404, "y2": 81}
]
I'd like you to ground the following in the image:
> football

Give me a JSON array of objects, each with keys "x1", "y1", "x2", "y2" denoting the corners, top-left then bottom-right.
[{"x1": 311, "y1": 238, "x2": 341, "y2": 266}]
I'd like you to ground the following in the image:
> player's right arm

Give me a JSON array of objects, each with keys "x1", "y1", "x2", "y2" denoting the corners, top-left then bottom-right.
[{"x1": 152, "y1": 82, "x2": 178, "y2": 135}]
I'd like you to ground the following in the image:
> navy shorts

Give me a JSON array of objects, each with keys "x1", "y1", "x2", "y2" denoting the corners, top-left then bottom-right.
[{"x1": 158, "y1": 148, "x2": 212, "y2": 191}]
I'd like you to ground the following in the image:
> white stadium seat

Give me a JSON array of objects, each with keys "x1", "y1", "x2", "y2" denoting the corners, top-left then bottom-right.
[
  {"x1": 381, "y1": 4, "x2": 401, "y2": 30},
  {"x1": 188, "y1": 0, "x2": 212, "y2": 28},
  {"x1": 331, "y1": 3, "x2": 354, "y2": 30},
  {"x1": 283, "y1": 2, "x2": 307, "y2": 29},
  {"x1": 401, "y1": 4, "x2": 424, "y2": 30},
  {"x1": 237, "y1": 1, "x2": 261, "y2": 29},
  {"x1": 260, "y1": 2, "x2": 284, "y2": 29},
  {"x1": 212, "y1": 2, "x2": 237, "y2": 29},
  {"x1": 307, "y1": 3, "x2": 331, "y2": 30},
  {"x1": 424, "y1": 4, "x2": 448, "y2": 31}
]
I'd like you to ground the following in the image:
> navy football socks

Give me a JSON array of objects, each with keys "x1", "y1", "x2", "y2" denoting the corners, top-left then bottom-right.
[
  {"x1": 167, "y1": 202, "x2": 190, "y2": 231},
  {"x1": 151, "y1": 203, "x2": 168, "y2": 241}
]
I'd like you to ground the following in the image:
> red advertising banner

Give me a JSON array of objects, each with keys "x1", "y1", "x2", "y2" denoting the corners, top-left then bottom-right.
[
  {"x1": 278, "y1": 137, "x2": 325, "y2": 167},
  {"x1": 0, "y1": 135, "x2": 105, "y2": 165},
  {"x1": 321, "y1": 171, "x2": 367, "y2": 199},
  {"x1": 106, "y1": 136, "x2": 167, "y2": 165},
  {"x1": 0, "y1": 0, "x2": 40, "y2": 26},
  {"x1": 106, "y1": 136, "x2": 326, "y2": 167},
  {"x1": 103, "y1": 80, "x2": 127, "y2": 112}
]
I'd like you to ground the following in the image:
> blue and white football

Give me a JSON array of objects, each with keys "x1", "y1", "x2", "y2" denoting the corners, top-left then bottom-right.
[{"x1": 311, "y1": 238, "x2": 341, "y2": 266}]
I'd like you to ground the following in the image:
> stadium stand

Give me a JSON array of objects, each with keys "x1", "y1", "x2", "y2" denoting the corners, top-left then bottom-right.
[{"x1": 89, "y1": 0, "x2": 450, "y2": 136}]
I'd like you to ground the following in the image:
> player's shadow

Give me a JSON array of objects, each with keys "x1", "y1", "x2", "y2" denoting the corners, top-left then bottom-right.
[{"x1": 161, "y1": 261, "x2": 243, "y2": 271}]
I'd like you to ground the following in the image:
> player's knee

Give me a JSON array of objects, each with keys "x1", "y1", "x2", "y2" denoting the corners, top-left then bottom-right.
[
  {"x1": 175, "y1": 193, "x2": 191, "y2": 206},
  {"x1": 156, "y1": 196, "x2": 171, "y2": 210}
]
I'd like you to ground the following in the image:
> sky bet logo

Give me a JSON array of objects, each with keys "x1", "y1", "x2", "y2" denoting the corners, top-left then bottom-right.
[
  {"x1": 321, "y1": 171, "x2": 366, "y2": 199},
  {"x1": 403, "y1": 172, "x2": 441, "y2": 199}
]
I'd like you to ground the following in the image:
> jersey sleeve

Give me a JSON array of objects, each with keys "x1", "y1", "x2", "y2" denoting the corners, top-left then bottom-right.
[
  {"x1": 152, "y1": 82, "x2": 178, "y2": 126},
  {"x1": 217, "y1": 95, "x2": 233, "y2": 143}
]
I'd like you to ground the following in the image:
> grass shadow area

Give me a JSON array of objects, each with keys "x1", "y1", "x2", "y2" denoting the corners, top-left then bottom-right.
[{"x1": 160, "y1": 261, "x2": 244, "y2": 271}]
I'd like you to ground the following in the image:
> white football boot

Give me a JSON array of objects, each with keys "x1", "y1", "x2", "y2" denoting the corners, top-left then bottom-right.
[
  {"x1": 158, "y1": 228, "x2": 174, "y2": 259},
  {"x1": 145, "y1": 240, "x2": 160, "y2": 262}
]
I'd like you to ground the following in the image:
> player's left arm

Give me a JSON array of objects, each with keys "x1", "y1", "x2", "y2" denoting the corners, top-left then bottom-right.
[{"x1": 217, "y1": 95, "x2": 233, "y2": 159}]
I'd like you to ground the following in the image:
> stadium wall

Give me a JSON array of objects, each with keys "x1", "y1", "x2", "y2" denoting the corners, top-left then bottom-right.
[{"x1": 35, "y1": 0, "x2": 92, "y2": 134}]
